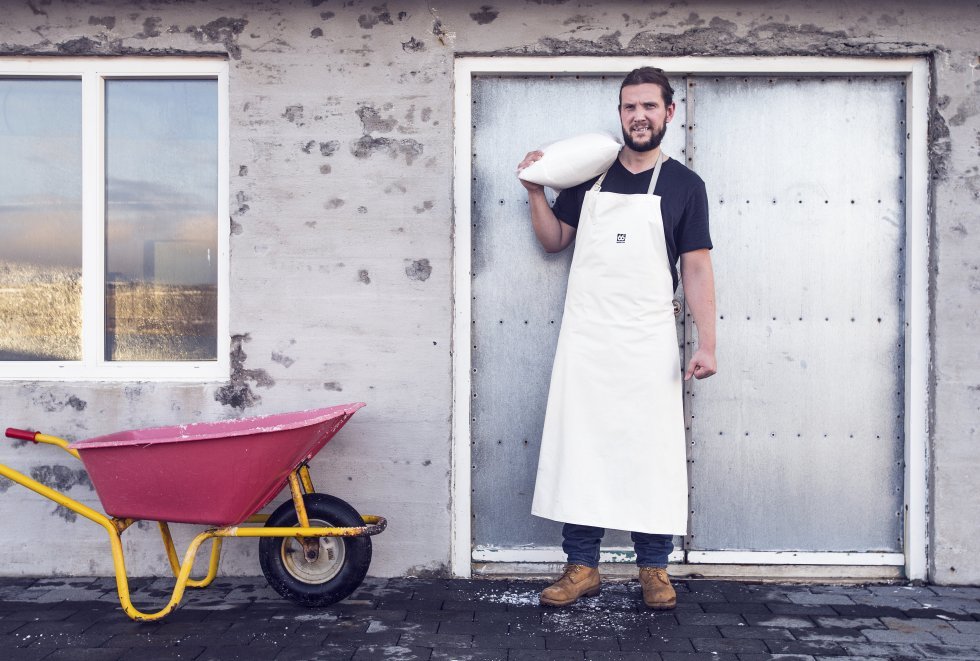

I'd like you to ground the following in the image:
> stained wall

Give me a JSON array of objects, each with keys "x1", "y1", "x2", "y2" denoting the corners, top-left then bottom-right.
[{"x1": 0, "y1": 0, "x2": 977, "y2": 584}]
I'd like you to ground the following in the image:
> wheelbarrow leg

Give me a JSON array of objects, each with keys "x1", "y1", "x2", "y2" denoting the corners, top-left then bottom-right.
[
  {"x1": 288, "y1": 472, "x2": 321, "y2": 562},
  {"x1": 158, "y1": 522, "x2": 223, "y2": 588},
  {"x1": 299, "y1": 464, "x2": 316, "y2": 494}
]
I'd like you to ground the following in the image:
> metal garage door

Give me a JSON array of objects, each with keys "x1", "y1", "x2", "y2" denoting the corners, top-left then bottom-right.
[{"x1": 468, "y1": 73, "x2": 905, "y2": 563}]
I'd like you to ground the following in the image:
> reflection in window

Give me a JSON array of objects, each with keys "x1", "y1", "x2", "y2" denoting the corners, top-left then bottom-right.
[
  {"x1": 105, "y1": 79, "x2": 218, "y2": 361},
  {"x1": 0, "y1": 79, "x2": 83, "y2": 360}
]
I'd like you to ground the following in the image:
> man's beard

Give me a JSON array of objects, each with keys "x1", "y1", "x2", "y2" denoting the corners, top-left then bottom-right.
[{"x1": 622, "y1": 122, "x2": 667, "y2": 152}]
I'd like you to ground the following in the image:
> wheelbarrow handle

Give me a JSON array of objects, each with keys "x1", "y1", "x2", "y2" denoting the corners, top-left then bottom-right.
[{"x1": 5, "y1": 428, "x2": 38, "y2": 442}]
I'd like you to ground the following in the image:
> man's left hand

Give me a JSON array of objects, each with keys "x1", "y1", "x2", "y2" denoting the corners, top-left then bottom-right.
[{"x1": 684, "y1": 347, "x2": 716, "y2": 380}]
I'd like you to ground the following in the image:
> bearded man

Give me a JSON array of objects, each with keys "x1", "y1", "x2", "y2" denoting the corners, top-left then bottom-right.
[{"x1": 517, "y1": 67, "x2": 717, "y2": 610}]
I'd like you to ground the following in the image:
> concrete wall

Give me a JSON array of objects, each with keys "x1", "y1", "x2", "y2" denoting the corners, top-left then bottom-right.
[{"x1": 0, "y1": 0, "x2": 977, "y2": 584}]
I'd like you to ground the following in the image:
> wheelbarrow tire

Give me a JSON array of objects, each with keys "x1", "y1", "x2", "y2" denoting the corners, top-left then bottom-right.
[{"x1": 259, "y1": 493, "x2": 372, "y2": 607}]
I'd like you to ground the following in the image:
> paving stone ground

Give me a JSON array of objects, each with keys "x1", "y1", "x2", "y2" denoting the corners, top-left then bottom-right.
[{"x1": 1, "y1": 576, "x2": 978, "y2": 660}]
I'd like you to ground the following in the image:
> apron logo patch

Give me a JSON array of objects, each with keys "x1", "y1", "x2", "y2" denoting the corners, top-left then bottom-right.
[{"x1": 616, "y1": 233, "x2": 626, "y2": 244}]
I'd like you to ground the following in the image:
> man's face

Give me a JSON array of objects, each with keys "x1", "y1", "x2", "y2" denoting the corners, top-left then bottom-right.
[{"x1": 619, "y1": 83, "x2": 676, "y2": 153}]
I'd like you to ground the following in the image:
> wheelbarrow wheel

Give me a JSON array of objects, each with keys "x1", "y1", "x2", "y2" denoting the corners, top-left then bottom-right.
[{"x1": 259, "y1": 493, "x2": 372, "y2": 607}]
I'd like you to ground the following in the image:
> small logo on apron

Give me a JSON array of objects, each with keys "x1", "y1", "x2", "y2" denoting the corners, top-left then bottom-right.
[{"x1": 616, "y1": 233, "x2": 626, "y2": 244}]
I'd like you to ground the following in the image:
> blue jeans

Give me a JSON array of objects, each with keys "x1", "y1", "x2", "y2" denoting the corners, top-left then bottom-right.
[{"x1": 562, "y1": 523, "x2": 673, "y2": 568}]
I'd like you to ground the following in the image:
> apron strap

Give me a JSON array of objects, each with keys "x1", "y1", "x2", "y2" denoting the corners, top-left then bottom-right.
[{"x1": 591, "y1": 151, "x2": 667, "y2": 193}]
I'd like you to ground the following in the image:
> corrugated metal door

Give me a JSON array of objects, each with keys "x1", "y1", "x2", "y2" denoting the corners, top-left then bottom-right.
[
  {"x1": 468, "y1": 73, "x2": 905, "y2": 560},
  {"x1": 685, "y1": 76, "x2": 906, "y2": 553}
]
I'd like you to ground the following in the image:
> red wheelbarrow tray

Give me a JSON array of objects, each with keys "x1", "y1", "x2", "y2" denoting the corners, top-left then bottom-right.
[{"x1": 67, "y1": 402, "x2": 366, "y2": 527}]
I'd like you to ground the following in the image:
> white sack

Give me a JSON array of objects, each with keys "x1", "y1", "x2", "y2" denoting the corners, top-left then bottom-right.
[{"x1": 518, "y1": 131, "x2": 624, "y2": 191}]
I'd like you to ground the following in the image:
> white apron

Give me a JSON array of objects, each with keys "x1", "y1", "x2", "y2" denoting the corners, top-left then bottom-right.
[{"x1": 531, "y1": 153, "x2": 688, "y2": 535}]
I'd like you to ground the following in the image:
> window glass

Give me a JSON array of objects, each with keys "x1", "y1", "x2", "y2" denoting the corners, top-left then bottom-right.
[
  {"x1": 104, "y1": 79, "x2": 218, "y2": 361},
  {"x1": 0, "y1": 79, "x2": 83, "y2": 361}
]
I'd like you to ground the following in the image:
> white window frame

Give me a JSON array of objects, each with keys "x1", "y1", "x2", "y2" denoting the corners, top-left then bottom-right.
[
  {"x1": 0, "y1": 57, "x2": 230, "y2": 382},
  {"x1": 452, "y1": 56, "x2": 930, "y2": 581}
]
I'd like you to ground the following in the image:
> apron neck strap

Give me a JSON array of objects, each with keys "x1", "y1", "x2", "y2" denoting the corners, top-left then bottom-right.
[{"x1": 592, "y1": 151, "x2": 667, "y2": 193}]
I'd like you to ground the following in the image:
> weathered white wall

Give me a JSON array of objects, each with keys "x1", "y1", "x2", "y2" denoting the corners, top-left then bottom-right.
[{"x1": 0, "y1": 0, "x2": 977, "y2": 584}]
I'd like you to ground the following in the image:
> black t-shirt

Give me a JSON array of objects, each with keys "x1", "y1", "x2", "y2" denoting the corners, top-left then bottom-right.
[{"x1": 552, "y1": 157, "x2": 711, "y2": 292}]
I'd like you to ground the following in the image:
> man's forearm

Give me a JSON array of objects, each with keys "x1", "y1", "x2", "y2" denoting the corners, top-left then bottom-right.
[
  {"x1": 528, "y1": 188, "x2": 574, "y2": 253},
  {"x1": 681, "y1": 251, "x2": 716, "y2": 351}
]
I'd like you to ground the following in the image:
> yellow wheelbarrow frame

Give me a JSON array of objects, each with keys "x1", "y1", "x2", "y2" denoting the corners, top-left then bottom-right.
[{"x1": 0, "y1": 431, "x2": 386, "y2": 622}]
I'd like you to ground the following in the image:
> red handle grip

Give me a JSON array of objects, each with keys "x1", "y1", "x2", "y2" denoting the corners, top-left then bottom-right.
[{"x1": 5, "y1": 428, "x2": 39, "y2": 442}]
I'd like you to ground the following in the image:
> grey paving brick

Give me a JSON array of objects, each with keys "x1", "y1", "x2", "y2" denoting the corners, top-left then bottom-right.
[
  {"x1": 879, "y1": 615, "x2": 957, "y2": 634},
  {"x1": 849, "y1": 595, "x2": 921, "y2": 610},
  {"x1": 36, "y1": 649, "x2": 125, "y2": 661},
  {"x1": 743, "y1": 615, "x2": 815, "y2": 628},
  {"x1": 701, "y1": 602, "x2": 772, "y2": 615},
  {"x1": 812, "y1": 617, "x2": 884, "y2": 629},
  {"x1": 920, "y1": 597, "x2": 980, "y2": 614},
  {"x1": 276, "y1": 644, "x2": 355, "y2": 660},
  {"x1": 397, "y1": 631, "x2": 473, "y2": 648},
  {"x1": 508, "y1": 651, "x2": 585, "y2": 660},
  {"x1": 436, "y1": 619, "x2": 507, "y2": 635},
  {"x1": 838, "y1": 640, "x2": 924, "y2": 658},
  {"x1": 584, "y1": 653, "x2": 663, "y2": 661},
  {"x1": 350, "y1": 645, "x2": 432, "y2": 661},
  {"x1": 6, "y1": 648, "x2": 63, "y2": 661},
  {"x1": 811, "y1": 657, "x2": 887, "y2": 661},
  {"x1": 933, "y1": 630, "x2": 980, "y2": 646},
  {"x1": 860, "y1": 627, "x2": 940, "y2": 644},
  {"x1": 786, "y1": 593, "x2": 855, "y2": 607},
  {"x1": 764, "y1": 639, "x2": 848, "y2": 656},
  {"x1": 912, "y1": 642, "x2": 980, "y2": 659},
  {"x1": 718, "y1": 625, "x2": 793, "y2": 640},
  {"x1": 545, "y1": 634, "x2": 620, "y2": 651},
  {"x1": 951, "y1": 619, "x2": 980, "y2": 634},
  {"x1": 117, "y1": 646, "x2": 208, "y2": 660},
  {"x1": 676, "y1": 612, "x2": 746, "y2": 626},
  {"x1": 691, "y1": 636, "x2": 767, "y2": 653},
  {"x1": 658, "y1": 653, "x2": 737, "y2": 661},
  {"x1": 766, "y1": 605, "x2": 837, "y2": 617},
  {"x1": 793, "y1": 627, "x2": 868, "y2": 642},
  {"x1": 472, "y1": 633, "x2": 545, "y2": 649},
  {"x1": 620, "y1": 635, "x2": 693, "y2": 653},
  {"x1": 431, "y1": 650, "x2": 506, "y2": 661},
  {"x1": 929, "y1": 586, "x2": 980, "y2": 599},
  {"x1": 647, "y1": 624, "x2": 721, "y2": 638},
  {"x1": 737, "y1": 655, "x2": 815, "y2": 661},
  {"x1": 827, "y1": 604, "x2": 906, "y2": 619}
]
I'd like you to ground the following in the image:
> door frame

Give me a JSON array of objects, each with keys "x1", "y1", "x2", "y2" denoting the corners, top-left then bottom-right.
[{"x1": 451, "y1": 56, "x2": 930, "y2": 581}]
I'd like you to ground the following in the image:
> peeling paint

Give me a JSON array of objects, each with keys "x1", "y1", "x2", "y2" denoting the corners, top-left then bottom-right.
[
  {"x1": 470, "y1": 6, "x2": 499, "y2": 25},
  {"x1": 351, "y1": 135, "x2": 423, "y2": 165},
  {"x1": 402, "y1": 37, "x2": 425, "y2": 52},
  {"x1": 214, "y1": 334, "x2": 275, "y2": 410},
  {"x1": 359, "y1": 5, "x2": 394, "y2": 30},
  {"x1": 413, "y1": 201, "x2": 434, "y2": 213},
  {"x1": 138, "y1": 17, "x2": 163, "y2": 39},
  {"x1": 405, "y1": 258, "x2": 432, "y2": 282},
  {"x1": 30, "y1": 465, "x2": 93, "y2": 493},
  {"x1": 323, "y1": 381, "x2": 343, "y2": 392},
  {"x1": 319, "y1": 141, "x2": 339, "y2": 156},
  {"x1": 88, "y1": 16, "x2": 116, "y2": 30},
  {"x1": 302, "y1": 140, "x2": 316, "y2": 154},
  {"x1": 230, "y1": 217, "x2": 243, "y2": 236},
  {"x1": 271, "y1": 352, "x2": 294, "y2": 368},
  {"x1": 238, "y1": 165, "x2": 248, "y2": 177},
  {"x1": 283, "y1": 104, "x2": 304, "y2": 125},
  {"x1": 357, "y1": 104, "x2": 399, "y2": 133},
  {"x1": 319, "y1": 164, "x2": 332, "y2": 174},
  {"x1": 358, "y1": 269, "x2": 371, "y2": 284},
  {"x1": 324, "y1": 198, "x2": 345, "y2": 209},
  {"x1": 310, "y1": 27, "x2": 323, "y2": 38},
  {"x1": 185, "y1": 17, "x2": 248, "y2": 60}
]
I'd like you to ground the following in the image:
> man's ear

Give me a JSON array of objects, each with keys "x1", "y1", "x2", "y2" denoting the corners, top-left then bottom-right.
[{"x1": 665, "y1": 102, "x2": 677, "y2": 123}]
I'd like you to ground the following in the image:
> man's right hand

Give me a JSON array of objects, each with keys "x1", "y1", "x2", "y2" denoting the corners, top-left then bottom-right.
[{"x1": 517, "y1": 150, "x2": 545, "y2": 192}]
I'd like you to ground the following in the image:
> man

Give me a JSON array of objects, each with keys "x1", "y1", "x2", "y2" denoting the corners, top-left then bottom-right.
[{"x1": 517, "y1": 67, "x2": 716, "y2": 610}]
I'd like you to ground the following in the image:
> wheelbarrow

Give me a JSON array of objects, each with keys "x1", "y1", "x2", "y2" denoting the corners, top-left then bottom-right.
[{"x1": 1, "y1": 402, "x2": 386, "y2": 622}]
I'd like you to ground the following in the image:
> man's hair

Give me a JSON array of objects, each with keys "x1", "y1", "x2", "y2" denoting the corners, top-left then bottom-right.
[{"x1": 619, "y1": 67, "x2": 674, "y2": 107}]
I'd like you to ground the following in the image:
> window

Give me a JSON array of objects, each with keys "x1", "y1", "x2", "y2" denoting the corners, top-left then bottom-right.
[{"x1": 0, "y1": 58, "x2": 229, "y2": 380}]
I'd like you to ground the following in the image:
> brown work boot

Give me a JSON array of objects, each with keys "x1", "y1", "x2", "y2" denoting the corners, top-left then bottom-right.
[
  {"x1": 638, "y1": 567, "x2": 676, "y2": 610},
  {"x1": 539, "y1": 564, "x2": 601, "y2": 606}
]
